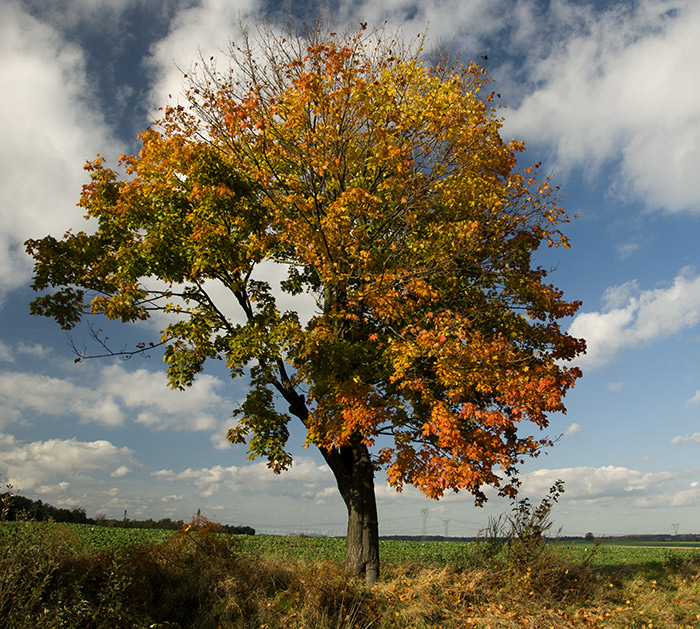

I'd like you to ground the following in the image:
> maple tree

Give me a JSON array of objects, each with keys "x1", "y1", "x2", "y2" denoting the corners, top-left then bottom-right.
[{"x1": 26, "y1": 22, "x2": 584, "y2": 585}]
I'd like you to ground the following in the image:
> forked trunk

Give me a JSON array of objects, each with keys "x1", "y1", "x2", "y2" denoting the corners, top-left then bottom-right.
[{"x1": 322, "y1": 435, "x2": 380, "y2": 586}]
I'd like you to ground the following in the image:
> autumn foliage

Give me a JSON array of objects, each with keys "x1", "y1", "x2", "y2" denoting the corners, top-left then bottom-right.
[{"x1": 26, "y1": 22, "x2": 584, "y2": 582}]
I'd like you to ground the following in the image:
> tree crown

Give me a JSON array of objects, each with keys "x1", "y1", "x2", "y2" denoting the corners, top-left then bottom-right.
[{"x1": 27, "y1": 23, "x2": 584, "y2": 503}]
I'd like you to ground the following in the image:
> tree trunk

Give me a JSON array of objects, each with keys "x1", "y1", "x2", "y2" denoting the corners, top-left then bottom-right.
[
  {"x1": 283, "y1": 388, "x2": 380, "y2": 585},
  {"x1": 322, "y1": 435, "x2": 380, "y2": 586}
]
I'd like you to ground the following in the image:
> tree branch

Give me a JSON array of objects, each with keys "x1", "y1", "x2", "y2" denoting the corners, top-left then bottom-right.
[{"x1": 69, "y1": 322, "x2": 166, "y2": 362}]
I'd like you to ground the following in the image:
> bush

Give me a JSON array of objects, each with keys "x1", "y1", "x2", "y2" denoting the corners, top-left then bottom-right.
[{"x1": 0, "y1": 514, "x2": 238, "y2": 628}]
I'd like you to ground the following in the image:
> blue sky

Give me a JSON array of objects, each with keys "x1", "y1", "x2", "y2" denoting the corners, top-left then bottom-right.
[{"x1": 2, "y1": 0, "x2": 700, "y2": 538}]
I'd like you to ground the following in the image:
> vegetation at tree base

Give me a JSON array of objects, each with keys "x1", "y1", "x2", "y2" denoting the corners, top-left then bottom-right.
[{"x1": 25, "y1": 19, "x2": 585, "y2": 584}]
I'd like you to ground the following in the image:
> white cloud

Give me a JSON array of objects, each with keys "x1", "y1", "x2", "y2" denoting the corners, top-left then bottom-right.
[
  {"x1": 607, "y1": 381, "x2": 623, "y2": 392},
  {"x1": 617, "y1": 242, "x2": 640, "y2": 260},
  {"x1": 685, "y1": 391, "x2": 700, "y2": 408},
  {"x1": 565, "y1": 423, "x2": 581, "y2": 437},
  {"x1": 0, "y1": 370, "x2": 126, "y2": 427},
  {"x1": 568, "y1": 268, "x2": 700, "y2": 368},
  {"x1": 0, "y1": 2, "x2": 123, "y2": 295},
  {"x1": 332, "y1": 0, "x2": 506, "y2": 50},
  {"x1": 140, "y1": 0, "x2": 700, "y2": 219},
  {"x1": 519, "y1": 465, "x2": 683, "y2": 505},
  {"x1": 36, "y1": 481, "x2": 71, "y2": 495},
  {"x1": 503, "y1": 0, "x2": 700, "y2": 214},
  {"x1": 0, "y1": 341, "x2": 14, "y2": 363},
  {"x1": 16, "y1": 343, "x2": 53, "y2": 359},
  {"x1": 142, "y1": 261, "x2": 318, "y2": 336},
  {"x1": 110, "y1": 465, "x2": 132, "y2": 478},
  {"x1": 153, "y1": 456, "x2": 335, "y2": 500},
  {"x1": 634, "y1": 482, "x2": 700, "y2": 508},
  {"x1": 143, "y1": 0, "x2": 510, "y2": 124},
  {"x1": 671, "y1": 432, "x2": 700, "y2": 445},
  {"x1": 0, "y1": 362, "x2": 237, "y2": 433},
  {"x1": 98, "y1": 363, "x2": 234, "y2": 432},
  {"x1": 146, "y1": 0, "x2": 262, "y2": 113},
  {"x1": 0, "y1": 435, "x2": 139, "y2": 494}
]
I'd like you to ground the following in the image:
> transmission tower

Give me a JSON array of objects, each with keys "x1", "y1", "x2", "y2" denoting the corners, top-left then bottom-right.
[
  {"x1": 443, "y1": 519, "x2": 450, "y2": 538},
  {"x1": 421, "y1": 508, "x2": 429, "y2": 536},
  {"x1": 672, "y1": 523, "x2": 680, "y2": 535}
]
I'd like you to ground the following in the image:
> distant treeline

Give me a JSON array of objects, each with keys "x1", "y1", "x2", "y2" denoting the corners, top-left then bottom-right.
[
  {"x1": 0, "y1": 492, "x2": 254, "y2": 535},
  {"x1": 602, "y1": 534, "x2": 700, "y2": 543},
  {"x1": 381, "y1": 534, "x2": 700, "y2": 543}
]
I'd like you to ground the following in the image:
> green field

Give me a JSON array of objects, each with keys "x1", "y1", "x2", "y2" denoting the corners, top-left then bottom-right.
[
  {"x1": 4, "y1": 521, "x2": 700, "y2": 627},
  {"x1": 6, "y1": 521, "x2": 698, "y2": 568},
  {"x1": 0, "y1": 520, "x2": 173, "y2": 552},
  {"x1": 234, "y1": 533, "x2": 700, "y2": 568}
]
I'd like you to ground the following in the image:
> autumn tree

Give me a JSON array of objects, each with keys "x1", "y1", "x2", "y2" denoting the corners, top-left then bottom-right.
[{"x1": 26, "y1": 21, "x2": 584, "y2": 585}]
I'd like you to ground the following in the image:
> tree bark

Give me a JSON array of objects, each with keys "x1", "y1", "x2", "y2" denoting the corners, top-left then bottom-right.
[
  {"x1": 283, "y1": 387, "x2": 380, "y2": 585},
  {"x1": 321, "y1": 435, "x2": 380, "y2": 586}
]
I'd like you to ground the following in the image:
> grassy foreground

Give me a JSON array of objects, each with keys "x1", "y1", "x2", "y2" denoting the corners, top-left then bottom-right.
[{"x1": 3, "y1": 518, "x2": 700, "y2": 628}]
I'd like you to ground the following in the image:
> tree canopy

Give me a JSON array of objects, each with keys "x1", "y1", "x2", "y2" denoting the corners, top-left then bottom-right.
[{"x1": 26, "y1": 22, "x2": 584, "y2": 583}]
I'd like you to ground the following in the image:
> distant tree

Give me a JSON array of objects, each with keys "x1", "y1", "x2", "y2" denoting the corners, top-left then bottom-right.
[
  {"x1": 26, "y1": 21, "x2": 584, "y2": 584},
  {"x1": 0, "y1": 492, "x2": 93, "y2": 524},
  {"x1": 584, "y1": 532, "x2": 595, "y2": 542}
]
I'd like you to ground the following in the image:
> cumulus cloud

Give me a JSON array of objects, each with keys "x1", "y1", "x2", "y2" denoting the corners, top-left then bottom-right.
[
  {"x1": 503, "y1": 0, "x2": 700, "y2": 214},
  {"x1": 567, "y1": 268, "x2": 700, "y2": 368},
  {"x1": 146, "y1": 0, "x2": 262, "y2": 113},
  {"x1": 153, "y1": 456, "x2": 335, "y2": 500},
  {"x1": 142, "y1": 0, "x2": 700, "y2": 217},
  {"x1": 16, "y1": 343, "x2": 53, "y2": 359},
  {"x1": 671, "y1": 433, "x2": 700, "y2": 445},
  {"x1": 333, "y1": 0, "x2": 507, "y2": 50},
  {"x1": 0, "y1": 435, "x2": 139, "y2": 493},
  {"x1": 685, "y1": 391, "x2": 700, "y2": 408},
  {"x1": 141, "y1": 261, "x2": 318, "y2": 337},
  {"x1": 634, "y1": 483, "x2": 700, "y2": 508},
  {"x1": 0, "y1": 342, "x2": 14, "y2": 363},
  {"x1": 0, "y1": 2, "x2": 122, "y2": 295},
  {"x1": 565, "y1": 423, "x2": 581, "y2": 437},
  {"x1": 0, "y1": 362, "x2": 236, "y2": 433},
  {"x1": 519, "y1": 465, "x2": 686, "y2": 506},
  {"x1": 97, "y1": 363, "x2": 233, "y2": 432},
  {"x1": 110, "y1": 465, "x2": 132, "y2": 478},
  {"x1": 144, "y1": 0, "x2": 511, "y2": 120},
  {"x1": 0, "y1": 370, "x2": 126, "y2": 427}
]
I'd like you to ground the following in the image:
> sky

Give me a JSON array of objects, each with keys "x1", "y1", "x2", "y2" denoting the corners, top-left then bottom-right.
[{"x1": 1, "y1": 0, "x2": 700, "y2": 538}]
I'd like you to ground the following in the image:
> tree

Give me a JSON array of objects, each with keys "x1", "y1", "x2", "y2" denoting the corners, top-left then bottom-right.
[{"x1": 26, "y1": 21, "x2": 584, "y2": 585}]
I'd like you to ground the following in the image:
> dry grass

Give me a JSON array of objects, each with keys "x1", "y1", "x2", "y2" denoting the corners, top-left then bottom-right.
[{"x1": 3, "y1": 515, "x2": 700, "y2": 628}]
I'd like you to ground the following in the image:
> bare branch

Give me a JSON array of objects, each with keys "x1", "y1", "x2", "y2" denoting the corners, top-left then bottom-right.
[{"x1": 69, "y1": 321, "x2": 166, "y2": 362}]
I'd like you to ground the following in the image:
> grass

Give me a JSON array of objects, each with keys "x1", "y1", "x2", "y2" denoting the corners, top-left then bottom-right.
[{"x1": 4, "y1": 517, "x2": 700, "y2": 627}]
